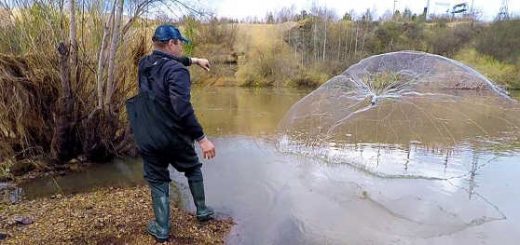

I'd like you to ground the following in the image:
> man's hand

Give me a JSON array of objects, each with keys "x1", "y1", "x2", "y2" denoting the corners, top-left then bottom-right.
[
  {"x1": 197, "y1": 137, "x2": 216, "y2": 159},
  {"x1": 191, "y1": 58, "x2": 211, "y2": 72}
]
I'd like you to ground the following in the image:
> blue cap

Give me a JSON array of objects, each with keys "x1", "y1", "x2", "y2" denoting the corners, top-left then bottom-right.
[{"x1": 152, "y1": 24, "x2": 190, "y2": 43}]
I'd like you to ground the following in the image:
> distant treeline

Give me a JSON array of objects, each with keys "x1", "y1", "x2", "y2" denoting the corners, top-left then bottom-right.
[{"x1": 192, "y1": 6, "x2": 519, "y2": 88}]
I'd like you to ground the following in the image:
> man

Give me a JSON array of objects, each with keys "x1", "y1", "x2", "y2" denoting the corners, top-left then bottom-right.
[{"x1": 127, "y1": 24, "x2": 216, "y2": 242}]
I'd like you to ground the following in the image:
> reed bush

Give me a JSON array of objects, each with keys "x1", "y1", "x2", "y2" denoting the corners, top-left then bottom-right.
[{"x1": 0, "y1": 0, "x2": 153, "y2": 178}]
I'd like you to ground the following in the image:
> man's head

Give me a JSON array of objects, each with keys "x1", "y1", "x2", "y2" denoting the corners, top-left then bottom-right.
[{"x1": 152, "y1": 24, "x2": 190, "y2": 56}]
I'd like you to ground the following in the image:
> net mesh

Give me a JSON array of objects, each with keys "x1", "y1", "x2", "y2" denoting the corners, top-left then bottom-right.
[{"x1": 278, "y1": 51, "x2": 520, "y2": 179}]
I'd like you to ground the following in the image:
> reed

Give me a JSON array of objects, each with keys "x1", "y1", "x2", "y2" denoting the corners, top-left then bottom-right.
[{"x1": 0, "y1": 0, "x2": 161, "y2": 179}]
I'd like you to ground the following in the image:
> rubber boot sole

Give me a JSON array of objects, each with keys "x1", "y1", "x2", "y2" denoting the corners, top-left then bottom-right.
[
  {"x1": 196, "y1": 208, "x2": 215, "y2": 222},
  {"x1": 146, "y1": 226, "x2": 169, "y2": 242}
]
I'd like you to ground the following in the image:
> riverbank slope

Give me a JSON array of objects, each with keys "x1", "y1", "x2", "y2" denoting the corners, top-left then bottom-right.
[{"x1": 0, "y1": 185, "x2": 232, "y2": 244}]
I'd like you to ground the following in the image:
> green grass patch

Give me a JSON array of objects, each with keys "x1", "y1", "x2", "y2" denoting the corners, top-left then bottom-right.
[{"x1": 454, "y1": 48, "x2": 520, "y2": 89}]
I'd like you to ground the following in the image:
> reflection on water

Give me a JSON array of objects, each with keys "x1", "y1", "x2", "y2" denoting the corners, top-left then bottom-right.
[
  {"x1": 279, "y1": 52, "x2": 520, "y2": 181},
  {"x1": 511, "y1": 90, "x2": 520, "y2": 100},
  {"x1": 177, "y1": 137, "x2": 517, "y2": 244},
  {"x1": 14, "y1": 87, "x2": 520, "y2": 244},
  {"x1": 192, "y1": 86, "x2": 311, "y2": 136},
  {"x1": 19, "y1": 158, "x2": 146, "y2": 199}
]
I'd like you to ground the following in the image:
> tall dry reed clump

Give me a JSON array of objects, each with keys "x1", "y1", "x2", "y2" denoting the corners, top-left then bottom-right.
[
  {"x1": 0, "y1": 0, "x2": 154, "y2": 179},
  {"x1": 187, "y1": 17, "x2": 239, "y2": 85},
  {"x1": 234, "y1": 23, "x2": 300, "y2": 87}
]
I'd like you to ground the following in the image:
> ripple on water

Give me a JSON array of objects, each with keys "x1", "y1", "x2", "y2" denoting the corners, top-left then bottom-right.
[{"x1": 171, "y1": 137, "x2": 513, "y2": 244}]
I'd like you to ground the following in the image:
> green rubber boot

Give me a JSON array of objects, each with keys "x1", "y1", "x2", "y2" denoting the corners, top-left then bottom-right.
[
  {"x1": 188, "y1": 180, "x2": 214, "y2": 221},
  {"x1": 146, "y1": 182, "x2": 170, "y2": 242}
]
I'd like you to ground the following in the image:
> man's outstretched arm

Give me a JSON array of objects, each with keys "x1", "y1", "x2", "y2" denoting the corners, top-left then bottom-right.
[{"x1": 173, "y1": 56, "x2": 211, "y2": 72}]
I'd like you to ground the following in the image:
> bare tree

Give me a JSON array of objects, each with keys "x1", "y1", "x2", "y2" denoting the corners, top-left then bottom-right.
[
  {"x1": 69, "y1": 0, "x2": 78, "y2": 83},
  {"x1": 313, "y1": 19, "x2": 317, "y2": 62},
  {"x1": 322, "y1": 13, "x2": 327, "y2": 61},
  {"x1": 52, "y1": 0, "x2": 78, "y2": 161},
  {"x1": 96, "y1": 1, "x2": 116, "y2": 109},
  {"x1": 354, "y1": 24, "x2": 359, "y2": 56},
  {"x1": 104, "y1": 0, "x2": 124, "y2": 111}
]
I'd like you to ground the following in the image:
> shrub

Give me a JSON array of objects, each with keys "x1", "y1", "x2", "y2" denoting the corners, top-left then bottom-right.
[
  {"x1": 475, "y1": 19, "x2": 520, "y2": 64},
  {"x1": 426, "y1": 22, "x2": 478, "y2": 57},
  {"x1": 454, "y1": 48, "x2": 520, "y2": 89}
]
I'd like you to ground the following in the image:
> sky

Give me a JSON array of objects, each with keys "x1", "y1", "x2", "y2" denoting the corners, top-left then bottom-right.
[{"x1": 202, "y1": 0, "x2": 520, "y2": 21}]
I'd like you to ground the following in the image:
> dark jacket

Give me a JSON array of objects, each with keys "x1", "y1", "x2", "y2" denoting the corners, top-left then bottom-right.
[{"x1": 137, "y1": 50, "x2": 205, "y2": 141}]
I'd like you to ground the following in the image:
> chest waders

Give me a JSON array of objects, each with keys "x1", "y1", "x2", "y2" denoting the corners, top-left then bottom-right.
[{"x1": 126, "y1": 58, "x2": 213, "y2": 242}]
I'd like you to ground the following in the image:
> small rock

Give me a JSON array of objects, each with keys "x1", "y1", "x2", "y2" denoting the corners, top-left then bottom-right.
[
  {"x1": 67, "y1": 158, "x2": 80, "y2": 165},
  {"x1": 0, "y1": 233, "x2": 7, "y2": 240},
  {"x1": 0, "y1": 175, "x2": 13, "y2": 182},
  {"x1": 14, "y1": 216, "x2": 33, "y2": 225},
  {"x1": 361, "y1": 190, "x2": 369, "y2": 199},
  {"x1": 77, "y1": 155, "x2": 87, "y2": 162},
  {"x1": 1, "y1": 184, "x2": 22, "y2": 204},
  {"x1": 50, "y1": 193, "x2": 63, "y2": 199},
  {"x1": 69, "y1": 163, "x2": 80, "y2": 171},
  {"x1": 10, "y1": 161, "x2": 35, "y2": 176}
]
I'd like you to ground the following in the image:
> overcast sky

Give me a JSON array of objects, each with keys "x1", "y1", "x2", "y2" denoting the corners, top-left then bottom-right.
[{"x1": 202, "y1": 0, "x2": 519, "y2": 21}]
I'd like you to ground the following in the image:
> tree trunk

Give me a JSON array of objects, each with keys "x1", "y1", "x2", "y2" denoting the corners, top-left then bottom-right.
[
  {"x1": 313, "y1": 19, "x2": 317, "y2": 62},
  {"x1": 104, "y1": 0, "x2": 124, "y2": 112},
  {"x1": 337, "y1": 24, "x2": 342, "y2": 61},
  {"x1": 300, "y1": 26, "x2": 305, "y2": 67},
  {"x1": 322, "y1": 19, "x2": 327, "y2": 61},
  {"x1": 96, "y1": 1, "x2": 116, "y2": 109},
  {"x1": 82, "y1": 0, "x2": 123, "y2": 163},
  {"x1": 354, "y1": 24, "x2": 359, "y2": 56},
  {"x1": 347, "y1": 25, "x2": 352, "y2": 56},
  {"x1": 51, "y1": 43, "x2": 75, "y2": 162},
  {"x1": 69, "y1": 0, "x2": 78, "y2": 85}
]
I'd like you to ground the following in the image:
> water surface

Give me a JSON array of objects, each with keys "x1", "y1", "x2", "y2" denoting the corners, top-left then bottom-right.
[{"x1": 17, "y1": 87, "x2": 520, "y2": 245}]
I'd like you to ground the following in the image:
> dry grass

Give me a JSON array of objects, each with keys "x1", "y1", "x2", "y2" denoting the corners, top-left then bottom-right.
[
  {"x1": 234, "y1": 23, "x2": 300, "y2": 86},
  {"x1": 0, "y1": 3, "x2": 154, "y2": 176},
  {"x1": 455, "y1": 48, "x2": 520, "y2": 89}
]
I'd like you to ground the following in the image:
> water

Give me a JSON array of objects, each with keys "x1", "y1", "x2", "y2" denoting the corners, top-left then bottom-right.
[
  {"x1": 280, "y1": 51, "x2": 520, "y2": 180},
  {"x1": 13, "y1": 86, "x2": 520, "y2": 244}
]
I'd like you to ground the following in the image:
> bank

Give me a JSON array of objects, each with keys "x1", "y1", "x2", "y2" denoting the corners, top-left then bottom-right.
[{"x1": 0, "y1": 185, "x2": 232, "y2": 244}]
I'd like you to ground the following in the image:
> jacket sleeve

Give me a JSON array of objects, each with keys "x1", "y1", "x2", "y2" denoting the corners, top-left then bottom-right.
[
  {"x1": 165, "y1": 65, "x2": 205, "y2": 141},
  {"x1": 171, "y1": 56, "x2": 192, "y2": 67}
]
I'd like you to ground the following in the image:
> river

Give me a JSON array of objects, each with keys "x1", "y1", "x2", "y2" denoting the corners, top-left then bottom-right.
[{"x1": 16, "y1": 87, "x2": 520, "y2": 245}]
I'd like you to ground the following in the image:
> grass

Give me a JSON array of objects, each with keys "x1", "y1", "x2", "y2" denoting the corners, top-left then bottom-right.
[
  {"x1": 367, "y1": 71, "x2": 402, "y2": 94},
  {"x1": 234, "y1": 23, "x2": 298, "y2": 86},
  {"x1": 454, "y1": 48, "x2": 520, "y2": 90}
]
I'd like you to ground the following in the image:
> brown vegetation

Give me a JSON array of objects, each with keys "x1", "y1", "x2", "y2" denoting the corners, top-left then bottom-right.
[
  {"x1": 0, "y1": 0, "x2": 160, "y2": 179},
  {"x1": 213, "y1": 9, "x2": 519, "y2": 90},
  {"x1": 0, "y1": 186, "x2": 232, "y2": 244}
]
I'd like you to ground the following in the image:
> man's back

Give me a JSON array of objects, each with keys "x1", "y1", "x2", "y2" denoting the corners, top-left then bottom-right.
[
  {"x1": 137, "y1": 50, "x2": 205, "y2": 142},
  {"x1": 138, "y1": 50, "x2": 187, "y2": 107}
]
